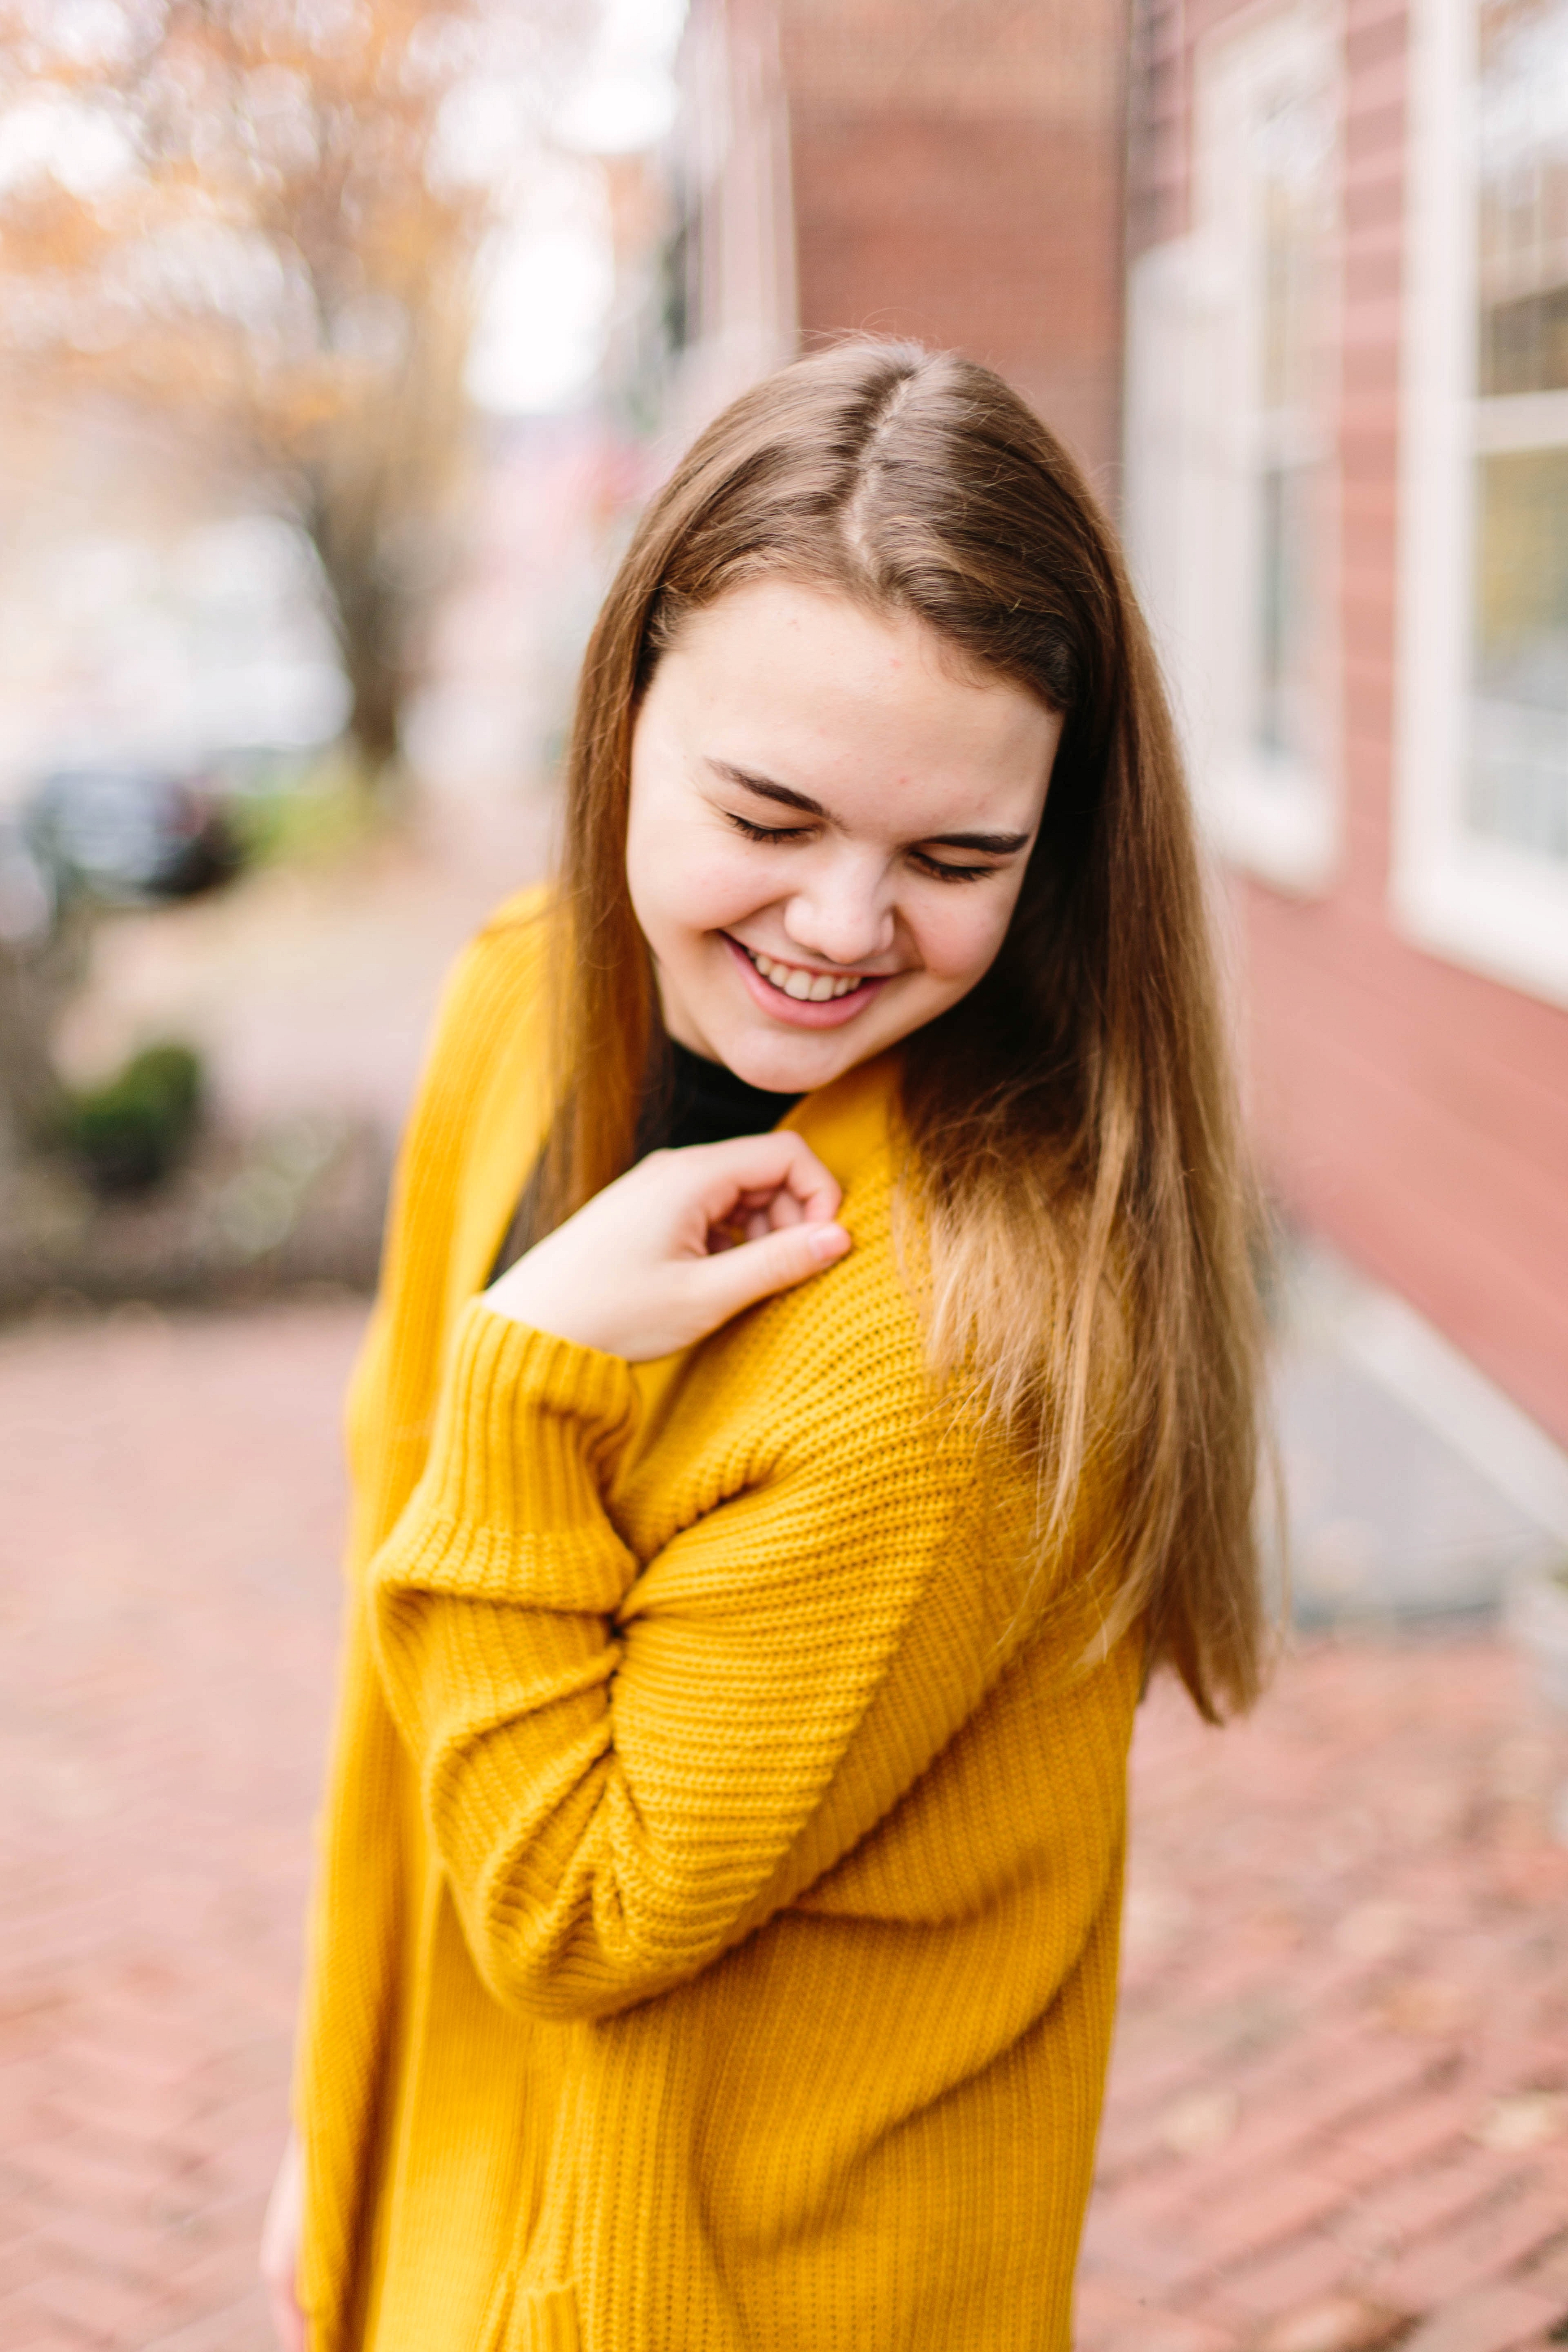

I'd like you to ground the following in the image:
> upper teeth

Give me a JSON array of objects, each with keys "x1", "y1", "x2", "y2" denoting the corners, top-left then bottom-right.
[{"x1": 749, "y1": 949, "x2": 863, "y2": 1001}]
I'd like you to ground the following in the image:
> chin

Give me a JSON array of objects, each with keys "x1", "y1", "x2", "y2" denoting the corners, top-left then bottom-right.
[
  {"x1": 720, "y1": 1034, "x2": 818, "y2": 1090},
  {"x1": 732, "y1": 1025, "x2": 872, "y2": 1093}
]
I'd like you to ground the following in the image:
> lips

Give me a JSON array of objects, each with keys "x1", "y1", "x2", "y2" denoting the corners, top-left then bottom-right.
[{"x1": 721, "y1": 933, "x2": 892, "y2": 1029}]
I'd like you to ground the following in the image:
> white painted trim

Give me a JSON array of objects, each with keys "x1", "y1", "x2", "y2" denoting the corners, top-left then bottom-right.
[
  {"x1": 1126, "y1": 2, "x2": 1343, "y2": 896},
  {"x1": 1125, "y1": 237, "x2": 1223, "y2": 790},
  {"x1": 1212, "y1": 750, "x2": 1340, "y2": 890},
  {"x1": 1396, "y1": 831, "x2": 1568, "y2": 999},
  {"x1": 1393, "y1": 0, "x2": 1568, "y2": 1007},
  {"x1": 1473, "y1": 389, "x2": 1568, "y2": 453},
  {"x1": 1340, "y1": 1287, "x2": 1568, "y2": 1542}
]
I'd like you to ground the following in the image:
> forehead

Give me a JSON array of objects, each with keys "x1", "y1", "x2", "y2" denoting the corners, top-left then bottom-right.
[{"x1": 652, "y1": 578, "x2": 1058, "y2": 825}]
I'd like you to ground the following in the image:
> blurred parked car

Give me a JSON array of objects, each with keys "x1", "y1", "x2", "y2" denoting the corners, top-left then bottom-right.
[{"x1": 23, "y1": 765, "x2": 241, "y2": 906}]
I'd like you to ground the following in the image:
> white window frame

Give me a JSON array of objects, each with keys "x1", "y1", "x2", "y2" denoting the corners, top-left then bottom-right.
[
  {"x1": 1395, "y1": 0, "x2": 1568, "y2": 1007},
  {"x1": 1125, "y1": 0, "x2": 1343, "y2": 896}
]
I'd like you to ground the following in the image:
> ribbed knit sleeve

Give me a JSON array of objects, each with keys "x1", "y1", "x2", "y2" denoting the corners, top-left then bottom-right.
[
  {"x1": 389, "y1": 1301, "x2": 642, "y2": 1610},
  {"x1": 366, "y1": 1285, "x2": 966, "y2": 2021}
]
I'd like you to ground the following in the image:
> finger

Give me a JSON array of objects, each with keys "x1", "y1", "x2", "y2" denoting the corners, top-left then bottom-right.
[
  {"x1": 265, "y1": 2278, "x2": 307, "y2": 2352},
  {"x1": 731, "y1": 1194, "x2": 802, "y2": 1244},
  {"x1": 684, "y1": 1133, "x2": 842, "y2": 1229},
  {"x1": 731, "y1": 1188, "x2": 804, "y2": 1237},
  {"x1": 690, "y1": 1216, "x2": 851, "y2": 1322}
]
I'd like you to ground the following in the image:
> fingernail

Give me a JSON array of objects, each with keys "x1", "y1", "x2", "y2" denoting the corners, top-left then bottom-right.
[{"x1": 809, "y1": 1223, "x2": 850, "y2": 1262}]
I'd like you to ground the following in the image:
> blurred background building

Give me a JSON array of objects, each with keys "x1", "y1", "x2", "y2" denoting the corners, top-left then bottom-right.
[
  {"x1": 1129, "y1": 0, "x2": 1568, "y2": 1414},
  {"x1": 670, "y1": 0, "x2": 1126, "y2": 474},
  {"x1": 1118, "y1": 0, "x2": 1568, "y2": 1581}
]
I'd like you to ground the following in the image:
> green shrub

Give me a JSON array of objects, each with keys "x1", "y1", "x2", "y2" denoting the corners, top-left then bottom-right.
[
  {"x1": 223, "y1": 748, "x2": 381, "y2": 870},
  {"x1": 60, "y1": 1042, "x2": 204, "y2": 1196}
]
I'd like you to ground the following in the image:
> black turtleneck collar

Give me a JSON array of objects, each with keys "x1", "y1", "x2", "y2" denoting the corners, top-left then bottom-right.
[
  {"x1": 491, "y1": 1043, "x2": 805, "y2": 1285},
  {"x1": 640, "y1": 1039, "x2": 804, "y2": 1155}
]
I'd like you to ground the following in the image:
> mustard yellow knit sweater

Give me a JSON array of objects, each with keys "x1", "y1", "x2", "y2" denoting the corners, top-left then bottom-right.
[{"x1": 293, "y1": 889, "x2": 1142, "y2": 2352}]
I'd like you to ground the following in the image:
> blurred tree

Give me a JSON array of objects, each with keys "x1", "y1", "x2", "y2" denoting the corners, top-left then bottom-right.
[{"x1": 0, "y1": 0, "x2": 590, "y2": 775}]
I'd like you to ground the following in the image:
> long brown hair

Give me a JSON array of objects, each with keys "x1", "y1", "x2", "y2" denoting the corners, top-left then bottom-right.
[{"x1": 535, "y1": 339, "x2": 1271, "y2": 1721}]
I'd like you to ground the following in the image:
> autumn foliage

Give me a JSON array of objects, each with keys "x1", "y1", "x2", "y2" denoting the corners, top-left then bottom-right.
[{"x1": 0, "y1": 0, "x2": 588, "y2": 770}]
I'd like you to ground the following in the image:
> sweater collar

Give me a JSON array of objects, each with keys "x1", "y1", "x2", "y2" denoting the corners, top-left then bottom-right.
[{"x1": 779, "y1": 1048, "x2": 901, "y2": 1203}]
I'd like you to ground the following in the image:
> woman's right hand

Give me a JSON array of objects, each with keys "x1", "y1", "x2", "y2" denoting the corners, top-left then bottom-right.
[
  {"x1": 260, "y1": 2127, "x2": 308, "y2": 2352},
  {"x1": 482, "y1": 1131, "x2": 851, "y2": 1362}
]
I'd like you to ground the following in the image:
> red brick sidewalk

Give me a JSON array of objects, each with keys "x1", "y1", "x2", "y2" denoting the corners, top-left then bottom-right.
[
  {"x1": 2, "y1": 1304, "x2": 1565, "y2": 2352},
  {"x1": 0, "y1": 1301, "x2": 359, "y2": 2352},
  {"x1": 1085, "y1": 1653, "x2": 1568, "y2": 2352}
]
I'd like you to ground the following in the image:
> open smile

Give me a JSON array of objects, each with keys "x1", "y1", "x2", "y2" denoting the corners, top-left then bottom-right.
[{"x1": 721, "y1": 934, "x2": 894, "y2": 1028}]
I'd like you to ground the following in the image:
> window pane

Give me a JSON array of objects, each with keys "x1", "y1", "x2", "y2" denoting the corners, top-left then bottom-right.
[
  {"x1": 1478, "y1": 0, "x2": 1568, "y2": 396},
  {"x1": 1249, "y1": 80, "x2": 1331, "y2": 771},
  {"x1": 1468, "y1": 446, "x2": 1568, "y2": 857},
  {"x1": 1258, "y1": 457, "x2": 1318, "y2": 762},
  {"x1": 1259, "y1": 104, "x2": 1326, "y2": 411}
]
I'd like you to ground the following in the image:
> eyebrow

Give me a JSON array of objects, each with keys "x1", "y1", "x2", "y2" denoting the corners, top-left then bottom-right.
[{"x1": 708, "y1": 761, "x2": 1033, "y2": 856}]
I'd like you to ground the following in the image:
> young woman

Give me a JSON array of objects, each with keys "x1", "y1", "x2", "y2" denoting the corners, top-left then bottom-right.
[{"x1": 264, "y1": 340, "x2": 1270, "y2": 2352}]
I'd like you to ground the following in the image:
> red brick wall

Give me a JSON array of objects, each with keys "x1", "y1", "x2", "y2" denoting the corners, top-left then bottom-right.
[
  {"x1": 779, "y1": 0, "x2": 1128, "y2": 484},
  {"x1": 1130, "y1": 0, "x2": 1568, "y2": 1445}
]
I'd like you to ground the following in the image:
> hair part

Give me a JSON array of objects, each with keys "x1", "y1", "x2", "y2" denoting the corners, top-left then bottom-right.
[{"x1": 533, "y1": 338, "x2": 1274, "y2": 1722}]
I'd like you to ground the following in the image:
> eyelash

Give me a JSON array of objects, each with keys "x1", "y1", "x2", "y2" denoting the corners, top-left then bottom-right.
[{"x1": 725, "y1": 813, "x2": 997, "y2": 884}]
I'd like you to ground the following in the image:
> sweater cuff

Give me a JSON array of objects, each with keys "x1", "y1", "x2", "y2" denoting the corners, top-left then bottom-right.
[{"x1": 398, "y1": 1296, "x2": 641, "y2": 1608}]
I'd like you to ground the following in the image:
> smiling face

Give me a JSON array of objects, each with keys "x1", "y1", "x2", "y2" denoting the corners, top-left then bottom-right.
[{"x1": 625, "y1": 577, "x2": 1063, "y2": 1095}]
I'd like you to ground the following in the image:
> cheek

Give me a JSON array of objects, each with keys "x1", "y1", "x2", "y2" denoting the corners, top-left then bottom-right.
[
  {"x1": 628, "y1": 817, "x2": 773, "y2": 948},
  {"x1": 912, "y1": 890, "x2": 1019, "y2": 988}
]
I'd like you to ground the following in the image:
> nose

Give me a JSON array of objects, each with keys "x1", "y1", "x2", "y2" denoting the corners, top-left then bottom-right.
[{"x1": 781, "y1": 854, "x2": 897, "y2": 969}]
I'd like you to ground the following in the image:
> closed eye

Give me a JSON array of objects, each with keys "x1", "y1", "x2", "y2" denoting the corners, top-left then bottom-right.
[
  {"x1": 728, "y1": 810, "x2": 1006, "y2": 881},
  {"x1": 910, "y1": 852, "x2": 999, "y2": 883},
  {"x1": 726, "y1": 812, "x2": 813, "y2": 844}
]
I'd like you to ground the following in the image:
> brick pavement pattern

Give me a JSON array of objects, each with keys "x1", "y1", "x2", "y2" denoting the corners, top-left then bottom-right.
[
  {"x1": 1086, "y1": 1642, "x2": 1568, "y2": 2352},
  {"x1": 2, "y1": 1302, "x2": 1566, "y2": 2351},
  {"x1": 1, "y1": 1301, "x2": 361, "y2": 2352}
]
